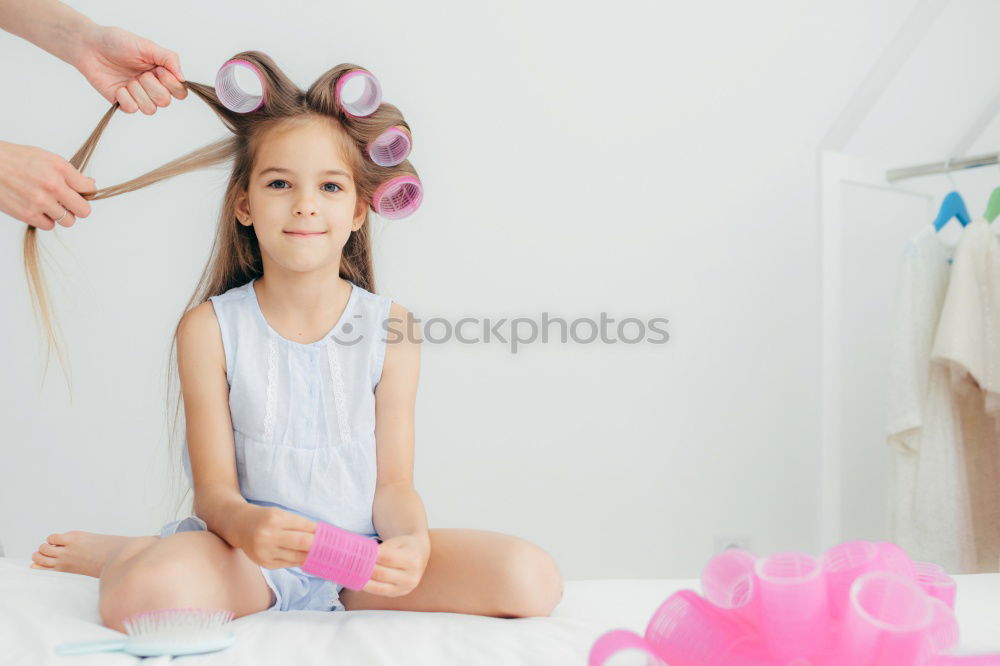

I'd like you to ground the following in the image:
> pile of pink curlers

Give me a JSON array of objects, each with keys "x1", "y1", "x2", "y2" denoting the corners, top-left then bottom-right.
[
  {"x1": 215, "y1": 57, "x2": 422, "y2": 220},
  {"x1": 589, "y1": 540, "x2": 1000, "y2": 666}
]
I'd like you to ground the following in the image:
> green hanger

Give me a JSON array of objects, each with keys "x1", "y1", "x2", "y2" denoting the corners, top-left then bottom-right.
[{"x1": 985, "y1": 187, "x2": 1000, "y2": 222}]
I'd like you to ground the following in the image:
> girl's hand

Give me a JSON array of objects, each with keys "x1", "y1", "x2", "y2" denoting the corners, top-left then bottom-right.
[
  {"x1": 235, "y1": 505, "x2": 317, "y2": 570},
  {"x1": 362, "y1": 533, "x2": 431, "y2": 597},
  {"x1": 72, "y1": 25, "x2": 188, "y2": 114}
]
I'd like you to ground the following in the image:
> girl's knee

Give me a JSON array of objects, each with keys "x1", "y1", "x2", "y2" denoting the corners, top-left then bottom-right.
[
  {"x1": 99, "y1": 554, "x2": 192, "y2": 631},
  {"x1": 498, "y1": 541, "x2": 563, "y2": 618}
]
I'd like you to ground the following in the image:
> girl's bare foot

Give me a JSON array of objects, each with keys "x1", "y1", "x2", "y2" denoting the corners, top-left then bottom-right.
[{"x1": 30, "y1": 531, "x2": 136, "y2": 578}]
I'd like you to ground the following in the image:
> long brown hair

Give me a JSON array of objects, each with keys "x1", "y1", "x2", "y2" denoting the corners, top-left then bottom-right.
[{"x1": 21, "y1": 51, "x2": 419, "y2": 516}]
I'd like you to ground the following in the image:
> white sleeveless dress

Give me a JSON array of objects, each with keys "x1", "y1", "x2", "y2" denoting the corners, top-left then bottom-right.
[{"x1": 160, "y1": 277, "x2": 392, "y2": 612}]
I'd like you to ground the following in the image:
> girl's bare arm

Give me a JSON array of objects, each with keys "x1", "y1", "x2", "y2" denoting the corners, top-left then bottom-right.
[{"x1": 176, "y1": 301, "x2": 251, "y2": 549}]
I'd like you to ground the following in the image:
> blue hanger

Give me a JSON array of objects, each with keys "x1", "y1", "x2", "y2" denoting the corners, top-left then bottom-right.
[
  {"x1": 933, "y1": 191, "x2": 971, "y2": 231},
  {"x1": 933, "y1": 159, "x2": 971, "y2": 232}
]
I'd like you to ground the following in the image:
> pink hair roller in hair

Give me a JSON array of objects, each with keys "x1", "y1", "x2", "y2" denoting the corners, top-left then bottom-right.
[
  {"x1": 588, "y1": 590, "x2": 773, "y2": 666},
  {"x1": 753, "y1": 551, "x2": 832, "y2": 662},
  {"x1": 301, "y1": 521, "x2": 378, "y2": 591},
  {"x1": 372, "y1": 174, "x2": 423, "y2": 219},
  {"x1": 215, "y1": 58, "x2": 267, "y2": 114},
  {"x1": 335, "y1": 68, "x2": 382, "y2": 118},
  {"x1": 834, "y1": 571, "x2": 934, "y2": 666},
  {"x1": 368, "y1": 126, "x2": 412, "y2": 167}
]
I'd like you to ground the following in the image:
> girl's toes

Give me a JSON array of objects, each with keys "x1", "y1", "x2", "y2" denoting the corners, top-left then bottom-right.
[
  {"x1": 39, "y1": 542, "x2": 62, "y2": 557},
  {"x1": 31, "y1": 551, "x2": 56, "y2": 568},
  {"x1": 48, "y1": 532, "x2": 71, "y2": 545}
]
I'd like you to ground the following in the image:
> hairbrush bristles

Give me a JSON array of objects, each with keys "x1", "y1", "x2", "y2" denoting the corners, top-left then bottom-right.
[
  {"x1": 335, "y1": 69, "x2": 382, "y2": 118},
  {"x1": 123, "y1": 608, "x2": 235, "y2": 637},
  {"x1": 216, "y1": 59, "x2": 266, "y2": 113}
]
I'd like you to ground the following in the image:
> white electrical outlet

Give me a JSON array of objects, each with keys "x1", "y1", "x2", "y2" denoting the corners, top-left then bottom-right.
[{"x1": 714, "y1": 534, "x2": 752, "y2": 554}]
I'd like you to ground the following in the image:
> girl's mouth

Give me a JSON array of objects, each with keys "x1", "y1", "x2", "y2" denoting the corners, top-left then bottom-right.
[{"x1": 284, "y1": 231, "x2": 326, "y2": 237}]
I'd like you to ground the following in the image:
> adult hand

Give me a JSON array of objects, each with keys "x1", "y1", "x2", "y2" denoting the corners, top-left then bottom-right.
[
  {"x1": 361, "y1": 532, "x2": 431, "y2": 597},
  {"x1": 0, "y1": 140, "x2": 95, "y2": 230},
  {"x1": 235, "y1": 505, "x2": 317, "y2": 570},
  {"x1": 73, "y1": 24, "x2": 188, "y2": 114}
]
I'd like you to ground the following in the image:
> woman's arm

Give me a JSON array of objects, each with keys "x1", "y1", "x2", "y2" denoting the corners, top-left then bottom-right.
[
  {"x1": 372, "y1": 302, "x2": 429, "y2": 543},
  {"x1": 0, "y1": 0, "x2": 95, "y2": 66}
]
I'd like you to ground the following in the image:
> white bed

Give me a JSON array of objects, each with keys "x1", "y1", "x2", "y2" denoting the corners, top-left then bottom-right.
[{"x1": 3, "y1": 557, "x2": 1000, "y2": 665}]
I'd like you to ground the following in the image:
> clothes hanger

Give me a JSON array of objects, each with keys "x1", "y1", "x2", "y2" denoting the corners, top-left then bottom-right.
[
  {"x1": 984, "y1": 159, "x2": 1000, "y2": 223},
  {"x1": 933, "y1": 158, "x2": 971, "y2": 232}
]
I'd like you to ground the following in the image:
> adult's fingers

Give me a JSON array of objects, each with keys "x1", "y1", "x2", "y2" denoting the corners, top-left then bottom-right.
[
  {"x1": 126, "y1": 79, "x2": 155, "y2": 115},
  {"x1": 63, "y1": 165, "x2": 97, "y2": 196},
  {"x1": 154, "y1": 67, "x2": 187, "y2": 100},
  {"x1": 56, "y1": 183, "x2": 91, "y2": 219},
  {"x1": 137, "y1": 70, "x2": 171, "y2": 108},
  {"x1": 115, "y1": 87, "x2": 138, "y2": 113}
]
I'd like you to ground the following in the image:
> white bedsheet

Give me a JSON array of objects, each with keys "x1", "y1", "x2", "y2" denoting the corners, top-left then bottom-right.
[{"x1": 2, "y1": 557, "x2": 1000, "y2": 665}]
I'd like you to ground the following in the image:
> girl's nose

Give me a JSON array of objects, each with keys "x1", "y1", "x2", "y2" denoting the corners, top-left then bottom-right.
[{"x1": 294, "y1": 196, "x2": 319, "y2": 216}]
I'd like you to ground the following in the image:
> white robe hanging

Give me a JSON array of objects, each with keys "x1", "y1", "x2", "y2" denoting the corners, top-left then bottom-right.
[
  {"x1": 885, "y1": 225, "x2": 960, "y2": 569},
  {"x1": 928, "y1": 217, "x2": 1000, "y2": 573}
]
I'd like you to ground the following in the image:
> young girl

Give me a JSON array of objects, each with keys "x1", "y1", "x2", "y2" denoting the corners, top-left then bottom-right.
[{"x1": 25, "y1": 51, "x2": 563, "y2": 631}]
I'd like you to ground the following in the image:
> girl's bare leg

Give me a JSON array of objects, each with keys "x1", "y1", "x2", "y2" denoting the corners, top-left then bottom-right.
[
  {"x1": 98, "y1": 530, "x2": 275, "y2": 632},
  {"x1": 30, "y1": 531, "x2": 140, "y2": 577}
]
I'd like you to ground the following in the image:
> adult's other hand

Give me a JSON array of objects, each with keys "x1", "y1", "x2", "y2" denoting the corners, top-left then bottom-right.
[{"x1": 0, "y1": 140, "x2": 95, "y2": 230}]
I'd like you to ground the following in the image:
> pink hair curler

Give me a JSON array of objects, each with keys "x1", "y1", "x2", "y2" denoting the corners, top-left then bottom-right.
[
  {"x1": 300, "y1": 521, "x2": 378, "y2": 591},
  {"x1": 368, "y1": 126, "x2": 412, "y2": 167},
  {"x1": 753, "y1": 551, "x2": 832, "y2": 662},
  {"x1": 835, "y1": 571, "x2": 934, "y2": 666},
  {"x1": 215, "y1": 58, "x2": 267, "y2": 114},
  {"x1": 372, "y1": 174, "x2": 423, "y2": 219},
  {"x1": 335, "y1": 68, "x2": 382, "y2": 118},
  {"x1": 875, "y1": 542, "x2": 917, "y2": 580},
  {"x1": 915, "y1": 568, "x2": 958, "y2": 610},
  {"x1": 701, "y1": 548, "x2": 760, "y2": 631},
  {"x1": 822, "y1": 540, "x2": 881, "y2": 621},
  {"x1": 927, "y1": 597, "x2": 960, "y2": 653},
  {"x1": 929, "y1": 655, "x2": 1000, "y2": 665},
  {"x1": 588, "y1": 590, "x2": 773, "y2": 666}
]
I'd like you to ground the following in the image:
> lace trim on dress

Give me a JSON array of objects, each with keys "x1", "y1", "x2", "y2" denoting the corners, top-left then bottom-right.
[
  {"x1": 325, "y1": 336, "x2": 354, "y2": 446},
  {"x1": 263, "y1": 336, "x2": 278, "y2": 441}
]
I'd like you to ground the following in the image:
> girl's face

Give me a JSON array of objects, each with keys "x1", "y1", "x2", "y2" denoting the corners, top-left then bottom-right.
[{"x1": 235, "y1": 116, "x2": 366, "y2": 276}]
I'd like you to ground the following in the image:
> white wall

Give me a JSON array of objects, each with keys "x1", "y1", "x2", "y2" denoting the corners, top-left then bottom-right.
[{"x1": 0, "y1": 0, "x2": 925, "y2": 578}]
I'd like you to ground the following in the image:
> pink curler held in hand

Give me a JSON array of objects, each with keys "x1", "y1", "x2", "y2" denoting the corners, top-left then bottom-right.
[
  {"x1": 372, "y1": 174, "x2": 423, "y2": 219},
  {"x1": 835, "y1": 571, "x2": 933, "y2": 666},
  {"x1": 368, "y1": 126, "x2": 412, "y2": 167},
  {"x1": 753, "y1": 551, "x2": 832, "y2": 662},
  {"x1": 215, "y1": 58, "x2": 267, "y2": 114},
  {"x1": 301, "y1": 521, "x2": 378, "y2": 591},
  {"x1": 335, "y1": 68, "x2": 382, "y2": 118}
]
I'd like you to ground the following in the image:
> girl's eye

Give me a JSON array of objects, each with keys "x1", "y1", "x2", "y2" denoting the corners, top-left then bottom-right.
[{"x1": 266, "y1": 180, "x2": 341, "y2": 193}]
